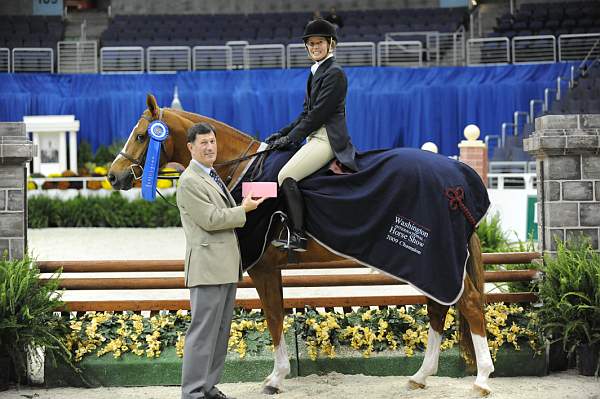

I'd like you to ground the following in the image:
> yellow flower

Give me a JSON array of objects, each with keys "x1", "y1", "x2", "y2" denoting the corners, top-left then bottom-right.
[
  {"x1": 94, "y1": 166, "x2": 108, "y2": 175},
  {"x1": 362, "y1": 310, "x2": 372, "y2": 321},
  {"x1": 176, "y1": 332, "x2": 185, "y2": 358},
  {"x1": 156, "y1": 179, "x2": 172, "y2": 189},
  {"x1": 101, "y1": 179, "x2": 113, "y2": 190}
]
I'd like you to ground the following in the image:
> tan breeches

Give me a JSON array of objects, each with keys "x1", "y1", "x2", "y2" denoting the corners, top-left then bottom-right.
[{"x1": 277, "y1": 127, "x2": 335, "y2": 185}]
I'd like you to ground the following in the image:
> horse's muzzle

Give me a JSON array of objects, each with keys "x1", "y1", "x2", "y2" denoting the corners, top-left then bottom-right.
[{"x1": 107, "y1": 171, "x2": 134, "y2": 190}]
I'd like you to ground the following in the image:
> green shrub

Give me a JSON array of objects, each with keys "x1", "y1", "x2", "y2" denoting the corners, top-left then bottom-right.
[
  {"x1": 477, "y1": 214, "x2": 539, "y2": 291},
  {"x1": 77, "y1": 141, "x2": 94, "y2": 170},
  {"x1": 477, "y1": 213, "x2": 510, "y2": 253},
  {"x1": 538, "y1": 237, "x2": 600, "y2": 359},
  {"x1": 28, "y1": 193, "x2": 182, "y2": 228},
  {"x1": 0, "y1": 256, "x2": 74, "y2": 383}
]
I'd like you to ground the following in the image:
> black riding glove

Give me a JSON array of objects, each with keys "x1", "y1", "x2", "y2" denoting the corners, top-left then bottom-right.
[
  {"x1": 270, "y1": 135, "x2": 298, "y2": 151},
  {"x1": 265, "y1": 132, "x2": 283, "y2": 144}
]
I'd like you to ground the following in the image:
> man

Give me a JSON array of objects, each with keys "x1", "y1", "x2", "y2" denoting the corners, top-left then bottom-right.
[
  {"x1": 177, "y1": 122, "x2": 265, "y2": 399},
  {"x1": 325, "y1": 7, "x2": 344, "y2": 29}
]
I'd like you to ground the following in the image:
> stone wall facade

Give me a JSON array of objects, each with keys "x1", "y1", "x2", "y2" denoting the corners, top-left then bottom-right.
[
  {"x1": 524, "y1": 114, "x2": 600, "y2": 254},
  {"x1": 0, "y1": 122, "x2": 35, "y2": 260}
]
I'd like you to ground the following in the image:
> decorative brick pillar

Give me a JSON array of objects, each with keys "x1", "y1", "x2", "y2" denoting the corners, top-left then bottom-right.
[
  {"x1": 0, "y1": 122, "x2": 36, "y2": 260},
  {"x1": 524, "y1": 114, "x2": 600, "y2": 255},
  {"x1": 458, "y1": 124, "x2": 488, "y2": 186}
]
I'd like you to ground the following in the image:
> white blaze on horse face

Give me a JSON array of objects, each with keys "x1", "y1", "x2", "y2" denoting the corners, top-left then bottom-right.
[
  {"x1": 409, "y1": 326, "x2": 442, "y2": 387},
  {"x1": 111, "y1": 120, "x2": 141, "y2": 168}
]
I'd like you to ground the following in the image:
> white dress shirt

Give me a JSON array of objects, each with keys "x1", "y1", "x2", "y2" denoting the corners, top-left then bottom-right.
[{"x1": 311, "y1": 53, "x2": 333, "y2": 75}]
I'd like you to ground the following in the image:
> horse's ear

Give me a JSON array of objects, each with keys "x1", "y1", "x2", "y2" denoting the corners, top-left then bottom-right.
[{"x1": 146, "y1": 94, "x2": 159, "y2": 118}]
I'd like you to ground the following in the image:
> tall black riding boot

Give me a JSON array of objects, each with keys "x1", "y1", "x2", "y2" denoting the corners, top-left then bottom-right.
[{"x1": 272, "y1": 177, "x2": 308, "y2": 252}]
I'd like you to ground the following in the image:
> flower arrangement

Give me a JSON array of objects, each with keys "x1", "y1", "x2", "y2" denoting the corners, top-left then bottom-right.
[{"x1": 64, "y1": 304, "x2": 542, "y2": 363}]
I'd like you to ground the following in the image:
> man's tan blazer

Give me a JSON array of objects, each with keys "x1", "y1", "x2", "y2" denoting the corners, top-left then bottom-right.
[{"x1": 176, "y1": 161, "x2": 246, "y2": 287}]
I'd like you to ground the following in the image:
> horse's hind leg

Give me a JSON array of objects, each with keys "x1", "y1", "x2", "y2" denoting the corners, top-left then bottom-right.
[
  {"x1": 408, "y1": 300, "x2": 448, "y2": 389},
  {"x1": 458, "y1": 275, "x2": 494, "y2": 396},
  {"x1": 247, "y1": 252, "x2": 290, "y2": 394}
]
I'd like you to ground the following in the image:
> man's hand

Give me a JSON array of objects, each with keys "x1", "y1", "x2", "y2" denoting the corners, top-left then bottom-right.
[
  {"x1": 241, "y1": 191, "x2": 267, "y2": 212},
  {"x1": 265, "y1": 132, "x2": 283, "y2": 144}
]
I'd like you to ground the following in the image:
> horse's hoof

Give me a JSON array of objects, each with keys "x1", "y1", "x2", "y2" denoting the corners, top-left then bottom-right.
[
  {"x1": 262, "y1": 385, "x2": 281, "y2": 395},
  {"x1": 474, "y1": 383, "x2": 492, "y2": 397},
  {"x1": 407, "y1": 379, "x2": 425, "y2": 390}
]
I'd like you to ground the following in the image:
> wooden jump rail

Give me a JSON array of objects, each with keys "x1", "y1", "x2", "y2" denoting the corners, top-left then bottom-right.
[{"x1": 38, "y1": 252, "x2": 542, "y2": 312}]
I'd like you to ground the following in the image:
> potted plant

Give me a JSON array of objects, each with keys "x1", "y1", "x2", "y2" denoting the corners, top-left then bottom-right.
[
  {"x1": 537, "y1": 238, "x2": 600, "y2": 376},
  {"x1": 0, "y1": 256, "x2": 73, "y2": 389}
]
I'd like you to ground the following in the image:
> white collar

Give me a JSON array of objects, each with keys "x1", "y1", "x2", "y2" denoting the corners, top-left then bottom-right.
[
  {"x1": 191, "y1": 159, "x2": 213, "y2": 176},
  {"x1": 311, "y1": 54, "x2": 333, "y2": 75}
]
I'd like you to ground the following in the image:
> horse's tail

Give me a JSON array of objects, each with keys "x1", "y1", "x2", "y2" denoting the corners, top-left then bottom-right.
[{"x1": 458, "y1": 232, "x2": 485, "y2": 369}]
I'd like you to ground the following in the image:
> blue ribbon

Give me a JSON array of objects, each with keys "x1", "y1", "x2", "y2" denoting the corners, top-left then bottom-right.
[{"x1": 141, "y1": 120, "x2": 169, "y2": 201}]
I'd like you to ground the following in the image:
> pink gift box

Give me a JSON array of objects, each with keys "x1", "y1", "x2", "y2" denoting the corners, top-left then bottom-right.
[{"x1": 242, "y1": 182, "x2": 278, "y2": 198}]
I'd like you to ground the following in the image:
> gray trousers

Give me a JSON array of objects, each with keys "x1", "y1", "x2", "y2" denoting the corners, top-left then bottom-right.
[{"x1": 181, "y1": 283, "x2": 237, "y2": 399}]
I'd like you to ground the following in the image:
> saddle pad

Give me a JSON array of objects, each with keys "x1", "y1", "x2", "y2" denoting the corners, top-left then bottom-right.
[{"x1": 231, "y1": 147, "x2": 490, "y2": 305}]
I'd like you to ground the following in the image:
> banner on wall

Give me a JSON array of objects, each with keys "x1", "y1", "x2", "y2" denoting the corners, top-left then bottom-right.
[{"x1": 33, "y1": 0, "x2": 63, "y2": 16}]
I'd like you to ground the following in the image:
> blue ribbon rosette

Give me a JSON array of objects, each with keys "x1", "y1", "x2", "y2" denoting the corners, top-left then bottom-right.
[{"x1": 141, "y1": 120, "x2": 169, "y2": 201}]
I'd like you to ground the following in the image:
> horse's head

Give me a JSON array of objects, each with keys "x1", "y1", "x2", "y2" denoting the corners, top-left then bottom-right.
[
  {"x1": 109, "y1": 93, "x2": 262, "y2": 191},
  {"x1": 108, "y1": 94, "x2": 190, "y2": 190}
]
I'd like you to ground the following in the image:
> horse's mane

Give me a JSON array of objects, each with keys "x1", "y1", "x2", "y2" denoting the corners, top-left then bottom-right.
[{"x1": 166, "y1": 108, "x2": 257, "y2": 142}]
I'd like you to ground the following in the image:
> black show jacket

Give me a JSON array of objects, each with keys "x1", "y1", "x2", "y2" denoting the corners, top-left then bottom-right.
[{"x1": 279, "y1": 57, "x2": 358, "y2": 171}]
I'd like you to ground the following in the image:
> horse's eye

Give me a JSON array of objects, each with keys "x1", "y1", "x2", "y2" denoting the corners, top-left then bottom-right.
[{"x1": 136, "y1": 134, "x2": 145, "y2": 143}]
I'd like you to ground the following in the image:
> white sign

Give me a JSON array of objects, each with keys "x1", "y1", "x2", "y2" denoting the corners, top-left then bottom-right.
[{"x1": 24, "y1": 115, "x2": 80, "y2": 176}]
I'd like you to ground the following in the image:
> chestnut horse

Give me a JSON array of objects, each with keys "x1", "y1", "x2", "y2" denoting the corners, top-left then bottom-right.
[{"x1": 108, "y1": 94, "x2": 495, "y2": 396}]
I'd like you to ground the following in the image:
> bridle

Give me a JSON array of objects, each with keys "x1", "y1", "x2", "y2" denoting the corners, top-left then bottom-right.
[
  {"x1": 120, "y1": 107, "x2": 275, "y2": 197},
  {"x1": 119, "y1": 108, "x2": 168, "y2": 181}
]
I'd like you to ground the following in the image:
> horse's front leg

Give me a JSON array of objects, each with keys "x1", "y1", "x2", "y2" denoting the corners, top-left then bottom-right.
[
  {"x1": 247, "y1": 250, "x2": 290, "y2": 394},
  {"x1": 408, "y1": 300, "x2": 448, "y2": 389}
]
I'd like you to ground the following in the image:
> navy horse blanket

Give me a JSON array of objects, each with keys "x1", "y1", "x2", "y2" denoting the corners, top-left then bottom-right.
[{"x1": 231, "y1": 148, "x2": 490, "y2": 305}]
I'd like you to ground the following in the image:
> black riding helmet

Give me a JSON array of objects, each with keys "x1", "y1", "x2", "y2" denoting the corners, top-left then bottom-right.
[{"x1": 302, "y1": 19, "x2": 338, "y2": 43}]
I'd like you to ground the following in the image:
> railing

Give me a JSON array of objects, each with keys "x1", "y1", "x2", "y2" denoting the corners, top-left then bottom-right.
[
  {"x1": 286, "y1": 43, "x2": 312, "y2": 68},
  {"x1": 0, "y1": 48, "x2": 9, "y2": 73},
  {"x1": 225, "y1": 40, "x2": 249, "y2": 69},
  {"x1": 57, "y1": 41, "x2": 98, "y2": 73},
  {"x1": 558, "y1": 33, "x2": 600, "y2": 62},
  {"x1": 4, "y1": 32, "x2": 600, "y2": 74},
  {"x1": 146, "y1": 46, "x2": 191, "y2": 73},
  {"x1": 244, "y1": 44, "x2": 285, "y2": 69},
  {"x1": 467, "y1": 37, "x2": 510, "y2": 65},
  {"x1": 512, "y1": 35, "x2": 556, "y2": 64},
  {"x1": 193, "y1": 46, "x2": 233, "y2": 70},
  {"x1": 39, "y1": 252, "x2": 542, "y2": 312},
  {"x1": 488, "y1": 172, "x2": 536, "y2": 190},
  {"x1": 377, "y1": 41, "x2": 423, "y2": 67},
  {"x1": 100, "y1": 46, "x2": 144, "y2": 74},
  {"x1": 434, "y1": 29, "x2": 466, "y2": 66},
  {"x1": 489, "y1": 160, "x2": 536, "y2": 174},
  {"x1": 335, "y1": 42, "x2": 376, "y2": 67},
  {"x1": 27, "y1": 176, "x2": 176, "y2": 200},
  {"x1": 12, "y1": 48, "x2": 54, "y2": 73}
]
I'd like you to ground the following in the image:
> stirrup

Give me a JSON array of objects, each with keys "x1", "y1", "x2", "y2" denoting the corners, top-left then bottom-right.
[
  {"x1": 271, "y1": 224, "x2": 291, "y2": 249},
  {"x1": 271, "y1": 224, "x2": 307, "y2": 252}
]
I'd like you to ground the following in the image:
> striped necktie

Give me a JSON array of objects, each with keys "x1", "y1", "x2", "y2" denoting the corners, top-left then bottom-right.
[{"x1": 209, "y1": 169, "x2": 227, "y2": 194}]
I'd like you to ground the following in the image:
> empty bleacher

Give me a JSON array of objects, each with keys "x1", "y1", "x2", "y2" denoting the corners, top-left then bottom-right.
[
  {"x1": 490, "y1": 1, "x2": 600, "y2": 38},
  {"x1": 100, "y1": 8, "x2": 468, "y2": 48},
  {"x1": 0, "y1": 15, "x2": 64, "y2": 50}
]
